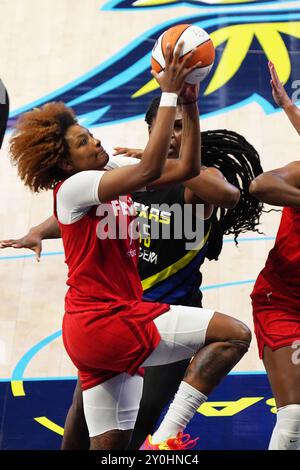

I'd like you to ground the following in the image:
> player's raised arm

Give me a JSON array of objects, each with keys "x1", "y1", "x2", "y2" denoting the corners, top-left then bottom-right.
[
  {"x1": 98, "y1": 43, "x2": 201, "y2": 201},
  {"x1": 269, "y1": 61, "x2": 300, "y2": 135}
]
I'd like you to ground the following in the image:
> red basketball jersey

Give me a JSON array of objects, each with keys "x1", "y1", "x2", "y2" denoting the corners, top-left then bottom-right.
[
  {"x1": 53, "y1": 179, "x2": 170, "y2": 389},
  {"x1": 260, "y1": 207, "x2": 300, "y2": 297},
  {"x1": 53, "y1": 181, "x2": 169, "y2": 315}
]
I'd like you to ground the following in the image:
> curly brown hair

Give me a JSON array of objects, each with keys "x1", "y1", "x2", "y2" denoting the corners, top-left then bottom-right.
[{"x1": 10, "y1": 102, "x2": 77, "y2": 192}]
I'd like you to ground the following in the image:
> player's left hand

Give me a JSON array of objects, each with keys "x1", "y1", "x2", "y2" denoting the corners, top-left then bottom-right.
[{"x1": 113, "y1": 147, "x2": 143, "y2": 159}]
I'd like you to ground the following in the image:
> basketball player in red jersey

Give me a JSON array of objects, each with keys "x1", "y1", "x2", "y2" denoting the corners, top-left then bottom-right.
[
  {"x1": 250, "y1": 61, "x2": 300, "y2": 450},
  {"x1": 7, "y1": 44, "x2": 251, "y2": 450}
]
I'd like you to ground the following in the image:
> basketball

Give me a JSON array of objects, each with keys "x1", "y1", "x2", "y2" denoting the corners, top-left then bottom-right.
[{"x1": 151, "y1": 24, "x2": 215, "y2": 84}]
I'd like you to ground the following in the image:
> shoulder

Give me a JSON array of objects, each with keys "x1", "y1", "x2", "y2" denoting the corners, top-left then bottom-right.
[
  {"x1": 105, "y1": 155, "x2": 139, "y2": 170},
  {"x1": 55, "y1": 171, "x2": 106, "y2": 224},
  {"x1": 57, "y1": 170, "x2": 105, "y2": 210},
  {"x1": 58, "y1": 170, "x2": 103, "y2": 193}
]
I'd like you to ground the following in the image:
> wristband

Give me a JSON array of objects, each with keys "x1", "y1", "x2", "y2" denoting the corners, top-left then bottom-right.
[{"x1": 159, "y1": 92, "x2": 178, "y2": 108}]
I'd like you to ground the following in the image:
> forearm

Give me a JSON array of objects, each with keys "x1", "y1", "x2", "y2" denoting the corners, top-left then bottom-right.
[
  {"x1": 140, "y1": 104, "x2": 176, "y2": 179},
  {"x1": 147, "y1": 103, "x2": 201, "y2": 189},
  {"x1": 30, "y1": 216, "x2": 61, "y2": 239},
  {"x1": 250, "y1": 173, "x2": 300, "y2": 207},
  {"x1": 283, "y1": 102, "x2": 300, "y2": 136},
  {"x1": 179, "y1": 103, "x2": 201, "y2": 176},
  {"x1": 98, "y1": 103, "x2": 179, "y2": 200}
]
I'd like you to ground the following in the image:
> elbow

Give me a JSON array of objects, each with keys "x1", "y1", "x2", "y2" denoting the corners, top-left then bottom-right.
[
  {"x1": 227, "y1": 187, "x2": 241, "y2": 209},
  {"x1": 221, "y1": 187, "x2": 241, "y2": 209},
  {"x1": 182, "y1": 162, "x2": 201, "y2": 181},
  {"x1": 189, "y1": 164, "x2": 201, "y2": 180},
  {"x1": 138, "y1": 158, "x2": 164, "y2": 183},
  {"x1": 249, "y1": 178, "x2": 266, "y2": 200},
  {"x1": 188, "y1": 152, "x2": 201, "y2": 179},
  {"x1": 185, "y1": 168, "x2": 200, "y2": 181},
  {"x1": 142, "y1": 166, "x2": 163, "y2": 183}
]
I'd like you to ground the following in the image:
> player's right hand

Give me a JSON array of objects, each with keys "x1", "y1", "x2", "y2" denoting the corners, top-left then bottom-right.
[
  {"x1": 151, "y1": 41, "x2": 202, "y2": 95},
  {"x1": 0, "y1": 230, "x2": 42, "y2": 262},
  {"x1": 268, "y1": 61, "x2": 292, "y2": 109}
]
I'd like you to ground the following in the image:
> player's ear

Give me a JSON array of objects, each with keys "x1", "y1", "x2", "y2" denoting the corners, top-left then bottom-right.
[{"x1": 58, "y1": 157, "x2": 74, "y2": 172}]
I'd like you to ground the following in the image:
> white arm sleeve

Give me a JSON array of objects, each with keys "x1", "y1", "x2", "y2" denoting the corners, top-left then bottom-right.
[
  {"x1": 56, "y1": 170, "x2": 105, "y2": 224},
  {"x1": 105, "y1": 155, "x2": 139, "y2": 170},
  {"x1": 105, "y1": 155, "x2": 147, "y2": 192}
]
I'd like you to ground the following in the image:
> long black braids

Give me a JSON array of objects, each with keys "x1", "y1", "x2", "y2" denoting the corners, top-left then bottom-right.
[
  {"x1": 201, "y1": 129, "x2": 264, "y2": 260},
  {"x1": 145, "y1": 96, "x2": 264, "y2": 261}
]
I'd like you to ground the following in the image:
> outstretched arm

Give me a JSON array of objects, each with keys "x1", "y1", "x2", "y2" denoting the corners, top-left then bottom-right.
[
  {"x1": 249, "y1": 161, "x2": 300, "y2": 207},
  {"x1": 250, "y1": 64, "x2": 300, "y2": 207},
  {"x1": 0, "y1": 216, "x2": 60, "y2": 261},
  {"x1": 269, "y1": 61, "x2": 300, "y2": 135}
]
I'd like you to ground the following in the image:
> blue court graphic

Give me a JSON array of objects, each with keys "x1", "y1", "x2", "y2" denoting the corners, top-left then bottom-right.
[{"x1": 0, "y1": 374, "x2": 275, "y2": 450}]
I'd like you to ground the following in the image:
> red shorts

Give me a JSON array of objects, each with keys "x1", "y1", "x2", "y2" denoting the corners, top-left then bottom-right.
[
  {"x1": 62, "y1": 300, "x2": 169, "y2": 390},
  {"x1": 251, "y1": 273, "x2": 300, "y2": 359}
]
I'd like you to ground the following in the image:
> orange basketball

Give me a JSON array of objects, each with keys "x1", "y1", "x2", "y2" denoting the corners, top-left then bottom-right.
[{"x1": 151, "y1": 24, "x2": 215, "y2": 84}]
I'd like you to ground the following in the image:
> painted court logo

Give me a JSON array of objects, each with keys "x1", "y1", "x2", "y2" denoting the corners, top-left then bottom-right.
[
  {"x1": 101, "y1": 0, "x2": 267, "y2": 11},
  {"x1": 8, "y1": 3, "x2": 300, "y2": 129}
]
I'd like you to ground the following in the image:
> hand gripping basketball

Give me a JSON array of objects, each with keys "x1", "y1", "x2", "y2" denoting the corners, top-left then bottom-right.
[
  {"x1": 152, "y1": 24, "x2": 215, "y2": 85},
  {"x1": 151, "y1": 41, "x2": 202, "y2": 95}
]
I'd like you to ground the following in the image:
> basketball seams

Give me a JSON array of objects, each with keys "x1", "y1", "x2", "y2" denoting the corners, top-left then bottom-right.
[
  {"x1": 171, "y1": 25, "x2": 191, "y2": 56},
  {"x1": 151, "y1": 24, "x2": 214, "y2": 79},
  {"x1": 151, "y1": 34, "x2": 165, "y2": 71},
  {"x1": 175, "y1": 27, "x2": 209, "y2": 56},
  {"x1": 157, "y1": 35, "x2": 164, "y2": 67},
  {"x1": 161, "y1": 24, "x2": 190, "y2": 57},
  {"x1": 180, "y1": 38, "x2": 211, "y2": 59},
  {"x1": 152, "y1": 57, "x2": 162, "y2": 72}
]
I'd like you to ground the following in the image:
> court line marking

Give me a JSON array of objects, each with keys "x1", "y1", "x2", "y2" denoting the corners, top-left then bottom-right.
[
  {"x1": 11, "y1": 330, "x2": 62, "y2": 396},
  {"x1": 1, "y1": 370, "x2": 267, "y2": 383},
  {"x1": 202, "y1": 279, "x2": 256, "y2": 290},
  {"x1": 34, "y1": 417, "x2": 64, "y2": 436},
  {"x1": 0, "y1": 236, "x2": 276, "y2": 262}
]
